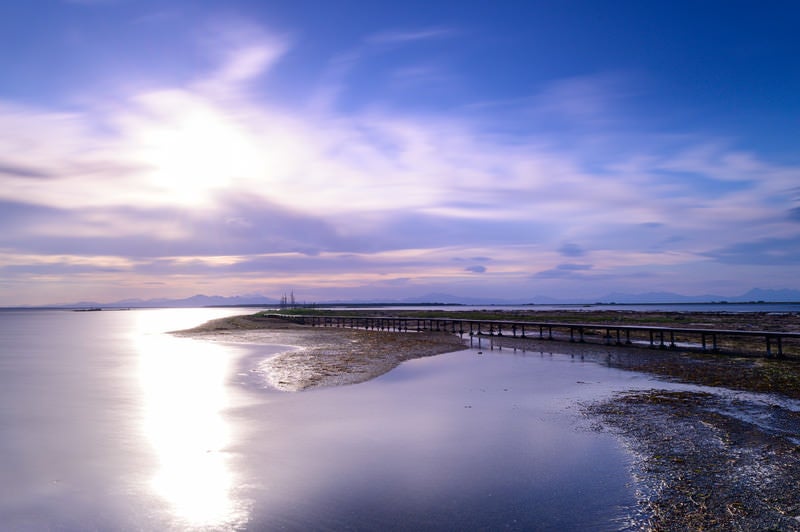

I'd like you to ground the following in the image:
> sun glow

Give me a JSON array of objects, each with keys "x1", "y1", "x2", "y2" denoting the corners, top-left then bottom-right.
[
  {"x1": 132, "y1": 97, "x2": 263, "y2": 206},
  {"x1": 134, "y1": 310, "x2": 248, "y2": 529}
]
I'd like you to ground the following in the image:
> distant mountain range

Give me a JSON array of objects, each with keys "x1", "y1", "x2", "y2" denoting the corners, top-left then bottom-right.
[
  {"x1": 65, "y1": 294, "x2": 283, "y2": 309},
  {"x1": 36, "y1": 287, "x2": 800, "y2": 309},
  {"x1": 569, "y1": 288, "x2": 800, "y2": 305},
  {"x1": 403, "y1": 288, "x2": 800, "y2": 305}
]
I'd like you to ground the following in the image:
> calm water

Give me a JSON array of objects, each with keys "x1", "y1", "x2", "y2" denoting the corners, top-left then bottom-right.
[{"x1": 0, "y1": 308, "x2": 671, "y2": 530}]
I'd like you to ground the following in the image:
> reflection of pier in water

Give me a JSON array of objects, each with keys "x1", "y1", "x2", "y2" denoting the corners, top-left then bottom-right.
[{"x1": 267, "y1": 314, "x2": 800, "y2": 359}]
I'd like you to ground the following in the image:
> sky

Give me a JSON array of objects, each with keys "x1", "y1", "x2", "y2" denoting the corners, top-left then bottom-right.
[{"x1": 1, "y1": 0, "x2": 799, "y2": 305}]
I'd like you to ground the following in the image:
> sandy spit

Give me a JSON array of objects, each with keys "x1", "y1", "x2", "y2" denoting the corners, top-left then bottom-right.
[{"x1": 173, "y1": 315, "x2": 467, "y2": 391}]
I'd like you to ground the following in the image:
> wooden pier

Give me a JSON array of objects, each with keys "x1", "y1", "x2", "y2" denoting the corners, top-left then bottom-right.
[{"x1": 266, "y1": 314, "x2": 800, "y2": 358}]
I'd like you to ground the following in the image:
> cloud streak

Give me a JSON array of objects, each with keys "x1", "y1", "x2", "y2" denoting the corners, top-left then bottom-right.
[{"x1": 366, "y1": 26, "x2": 458, "y2": 44}]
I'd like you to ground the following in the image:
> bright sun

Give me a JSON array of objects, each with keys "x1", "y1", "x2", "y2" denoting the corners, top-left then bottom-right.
[{"x1": 140, "y1": 106, "x2": 262, "y2": 206}]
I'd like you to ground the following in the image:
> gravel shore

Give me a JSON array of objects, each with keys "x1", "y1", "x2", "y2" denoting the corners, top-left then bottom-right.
[{"x1": 586, "y1": 389, "x2": 800, "y2": 531}]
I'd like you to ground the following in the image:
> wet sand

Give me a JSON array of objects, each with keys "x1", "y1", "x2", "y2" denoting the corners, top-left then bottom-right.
[
  {"x1": 174, "y1": 315, "x2": 466, "y2": 391},
  {"x1": 586, "y1": 389, "x2": 800, "y2": 531}
]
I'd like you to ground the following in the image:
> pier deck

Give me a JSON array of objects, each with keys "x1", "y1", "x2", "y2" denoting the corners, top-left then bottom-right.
[{"x1": 266, "y1": 314, "x2": 800, "y2": 358}]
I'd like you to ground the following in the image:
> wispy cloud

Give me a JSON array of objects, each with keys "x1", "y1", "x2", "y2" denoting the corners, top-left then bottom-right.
[
  {"x1": 533, "y1": 263, "x2": 593, "y2": 279},
  {"x1": 193, "y1": 19, "x2": 291, "y2": 95},
  {"x1": 558, "y1": 243, "x2": 585, "y2": 258},
  {"x1": 365, "y1": 26, "x2": 457, "y2": 44},
  {"x1": 63, "y1": 0, "x2": 120, "y2": 5},
  {"x1": 0, "y1": 161, "x2": 51, "y2": 179},
  {"x1": 310, "y1": 25, "x2": 458, "y2": 111},
  {"x1": 533, "y1": 72, "x2": 638, "y2": 125}
]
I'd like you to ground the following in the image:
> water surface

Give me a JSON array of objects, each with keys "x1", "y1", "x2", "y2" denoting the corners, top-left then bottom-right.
[{"x1": 0, "y1": 308, "x2": 665, "y2": 530}]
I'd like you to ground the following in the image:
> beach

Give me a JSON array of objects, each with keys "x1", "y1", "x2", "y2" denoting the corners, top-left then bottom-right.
[
  {"x1": 178, "y1": 311, "x2": 800, "y2": 530},
  {"x1": 174, "y1": 314, "x2": 466, "y2": 391}
]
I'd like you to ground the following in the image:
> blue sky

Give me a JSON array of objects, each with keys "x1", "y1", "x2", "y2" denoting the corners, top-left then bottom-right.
[{"x1": 1, "y1": 0, "x2": 799, "y2": 305}]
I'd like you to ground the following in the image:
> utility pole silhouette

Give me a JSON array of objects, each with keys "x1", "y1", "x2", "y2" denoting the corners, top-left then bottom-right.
[{"x1": 280, "y1": 290, "x2": 297, "y2": 308}]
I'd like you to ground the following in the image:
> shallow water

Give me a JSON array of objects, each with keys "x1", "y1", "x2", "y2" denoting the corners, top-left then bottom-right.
[
  {"x1": 235, "y1": 349, "x2": 654, "y2": 531},
  {"x1": 0, "y1": 308, "x2": 677, "y2": 530}
]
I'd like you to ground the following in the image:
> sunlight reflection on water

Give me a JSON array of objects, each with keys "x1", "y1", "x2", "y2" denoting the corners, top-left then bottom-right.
[{"x1": 134, "y1": 310, "x2": 248, "y2": 529}]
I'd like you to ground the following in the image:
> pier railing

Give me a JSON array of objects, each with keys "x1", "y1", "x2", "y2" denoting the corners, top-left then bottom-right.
[{"x1": 265, "y1": 314, "x2": 800, "y2": 359}]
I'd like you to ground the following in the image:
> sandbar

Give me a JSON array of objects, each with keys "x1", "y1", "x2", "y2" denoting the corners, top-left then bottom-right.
[{"x1": 174, "y1": 314, "x2": 466, "y2": 391}]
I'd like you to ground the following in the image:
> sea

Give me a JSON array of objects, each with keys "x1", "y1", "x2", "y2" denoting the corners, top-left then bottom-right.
[{"x1": 0, "y1": 304, "x2": 793, "y2": 530}]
